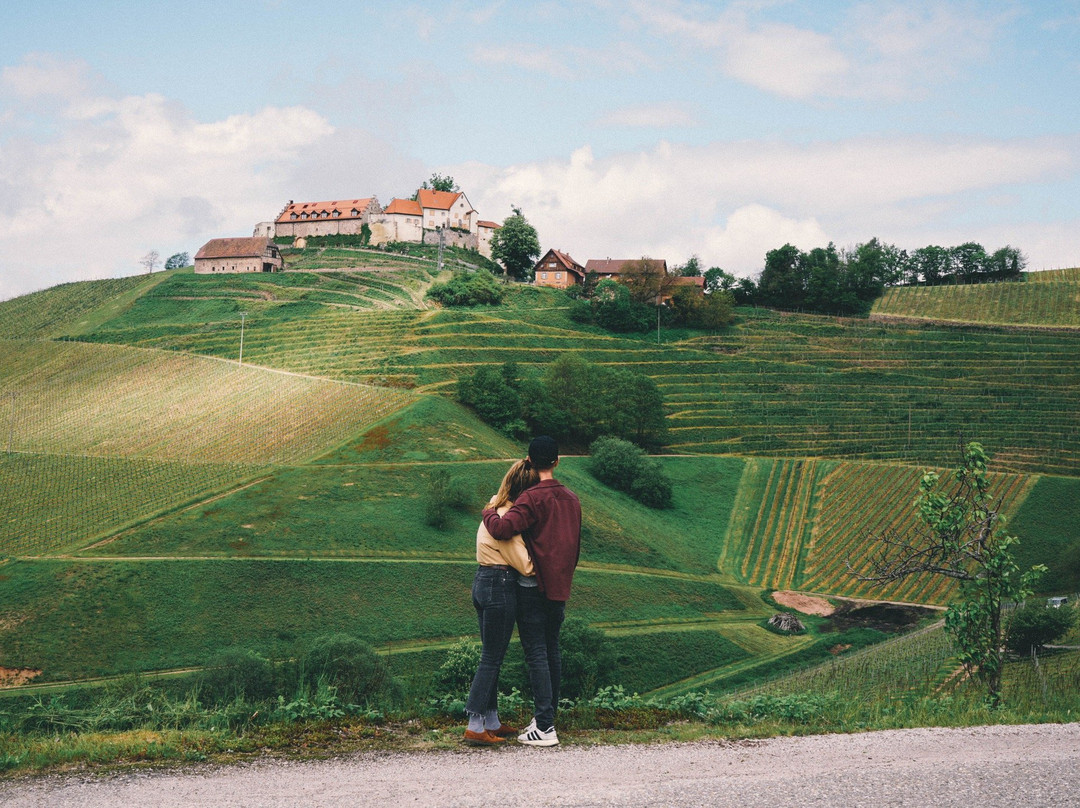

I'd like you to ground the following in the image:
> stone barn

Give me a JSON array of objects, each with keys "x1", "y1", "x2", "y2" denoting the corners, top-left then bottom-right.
[{"x1": 194, "y1": 237, "x2": 283, "y2": 274}]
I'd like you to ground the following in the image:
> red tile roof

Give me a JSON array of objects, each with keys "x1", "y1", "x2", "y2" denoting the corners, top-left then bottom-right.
[
  {"x1": 584, "y1": 258, "x2": 668, "y2": 275},
  {"x1": 672, "y1": 275, "x2": 706, "y2": 287},
  {"x1": 195, "y1": 237, "x2": 274, "y2": 260},
  {"x1": 417, "y1": 189, "x2": 471, "y2": 212},
  {"x1": 384, "y1": 198, "x2": 423, "y2": 216},
  {"x1": 275, "y1": 198, "x2": 377, "y2": 223},
  {"x1": 477, "y1": 220, "x2": 501, "y2": 229},
  {"x1": 534, "y1": 249, "x2": 586, "y2": 279}
]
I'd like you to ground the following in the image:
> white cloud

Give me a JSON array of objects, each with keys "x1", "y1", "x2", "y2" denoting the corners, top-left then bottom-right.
[
  {"x1": 626, "y1": 0, "x2": 1007, "y2": 100},
  {"x1": 0, "y1": 52, "x2": 96, "y2": 101},
  {"x1": 472, "y1": 43, "x2": 575, "y2": 79},
  {"x1": 453, "y1": 134, "x2": 1078, "y2": 277},
  {"x1": 0, "y1": 56, "x2": 336, "y2": 300},
  {"x1": 593, "y1": 102, "x2": 698, "y2": 129}
]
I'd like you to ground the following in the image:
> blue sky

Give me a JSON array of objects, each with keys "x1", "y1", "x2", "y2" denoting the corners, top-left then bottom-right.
[{"x1": 2, "y1": 0, "x2": 1079, "y2": 299}]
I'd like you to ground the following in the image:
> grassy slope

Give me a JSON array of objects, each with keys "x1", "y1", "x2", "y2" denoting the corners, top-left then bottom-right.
[
  {"x1": 34, "y1": 274, "x2": 1079, "y2": 476},
  {"x1": 1, "y1": 268, "x2": 1078, "y2": 694},
  {"x1": 0, "y1": 272, "x2": 171, "y2": 340},
  {"x1": 0, "y1": 339, "x2": 410, "y2": 464},
  {"x1": 1008, "y1": 474, "x2": 1080, "y2": 593},
  {"x1": 872, "y1": 267, "x2": 1080, "y2": 328}
]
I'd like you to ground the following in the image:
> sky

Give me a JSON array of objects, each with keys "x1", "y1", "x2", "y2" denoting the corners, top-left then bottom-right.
[{"x1": 2, "y1": 0, "x2": 1079, "y2": 300}]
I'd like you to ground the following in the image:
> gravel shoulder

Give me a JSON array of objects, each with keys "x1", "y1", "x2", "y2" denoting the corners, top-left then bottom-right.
[{"x1": 3, "y1": 723, "x2": 1078, "y2": 807}]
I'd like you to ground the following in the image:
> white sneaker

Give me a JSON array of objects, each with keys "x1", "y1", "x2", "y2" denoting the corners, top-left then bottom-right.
[{"x1": 518, "y1": 725, "x2": 558, "y2": 747}]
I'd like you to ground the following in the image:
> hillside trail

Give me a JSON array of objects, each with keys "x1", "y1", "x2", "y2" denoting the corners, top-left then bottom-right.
[{"x1": 2, "y1": 723, "x2": 1077, "y2": 807}]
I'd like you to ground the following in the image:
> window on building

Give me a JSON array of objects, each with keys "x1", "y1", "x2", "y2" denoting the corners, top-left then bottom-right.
[
  {"x1": 541, "y1": 273, "x2": 548, "y2": 280},
  {"x1": 556, "y1": 273, "x2": 562, "y2": 280}
]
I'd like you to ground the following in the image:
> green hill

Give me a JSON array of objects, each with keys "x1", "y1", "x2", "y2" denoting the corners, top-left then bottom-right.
[
  {"x1": 8, "y1": 274, "x2": 1076, "y2": 475},
  {"x1": 1, "y1": 266, "x2": 1078, "y2": 698},
  {"x1": 872, "y1": 267, "x2": 1080, "y2": 328}
]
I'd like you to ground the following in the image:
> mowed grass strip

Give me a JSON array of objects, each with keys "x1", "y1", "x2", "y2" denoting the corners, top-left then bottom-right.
[
  {"x1": 1, "y1": 340, "x2": 411, "y2": 464},
  {"x1": 0, "y1": 560, "x2": 743, "y2": 682},
  {"x1": 0, "y1": 454, "x2": 262, "y2": 556}
]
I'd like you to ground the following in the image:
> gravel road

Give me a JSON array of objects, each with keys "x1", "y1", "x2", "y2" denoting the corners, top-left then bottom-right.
[{"x1": 3, "y1": 723, "x2": 1078, "y2": 807}]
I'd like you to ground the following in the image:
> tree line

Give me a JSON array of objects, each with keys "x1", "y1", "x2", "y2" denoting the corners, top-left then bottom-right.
[{"x1": 740, "y1": 240, "x2": 1026, "y2": 316}]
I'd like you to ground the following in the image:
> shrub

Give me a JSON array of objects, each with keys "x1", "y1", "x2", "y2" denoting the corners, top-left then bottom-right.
[
  {"x1": 1006, "y1": 603, "x2": 1078, "y2": 655},
  {"x1": 458, "y1": 355, "x2": 667, "y2": 450},
  {"x1": 424, "y1": 469, "x2": 472, "y2": 529},
  {"x1": 301, "y1": 634, "x2": 400, "y2": 706},
  {"x1": 557, "y1": 618, "x2": 618, "y2": 701},
  {"x1": 457, "y1": 364, "x2": 525, "y2": 434},
  {"x1": 426, "y1": 269, "x2": 504, "y2": 306},
  {"x1": 199, "y1": 648, "x2": 277, "y2": 704},
  {"x1": 589, "y1": 436, "x2": 674, "y2": 509},
  {"x1": 432, "y1": 638, "x2": 481, "y2": 697}
]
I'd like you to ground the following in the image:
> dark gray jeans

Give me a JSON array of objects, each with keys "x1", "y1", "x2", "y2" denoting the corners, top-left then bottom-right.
[
  {"x1": 516, "y1": 584, "x2": 566, "y2": 730},
  {"x1": 465, "y1": 566, "x2": 519, "y2": 717}
]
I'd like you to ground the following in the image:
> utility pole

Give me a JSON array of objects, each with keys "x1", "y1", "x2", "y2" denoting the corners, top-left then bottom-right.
[
  {"x1": 437, "y1": 226, "x2": 445, "y2": 273},
  {"x1": 239, "y1": 312, "x2": 247, "y2": 365},
  {"x1": 656, "y1": 294, "x2": 662, "y2": 345}
]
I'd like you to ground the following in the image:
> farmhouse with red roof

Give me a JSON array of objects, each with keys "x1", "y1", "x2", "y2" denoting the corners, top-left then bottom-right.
[{"x1": 533, "y1": 249, "x2": 586, "y2": 289}]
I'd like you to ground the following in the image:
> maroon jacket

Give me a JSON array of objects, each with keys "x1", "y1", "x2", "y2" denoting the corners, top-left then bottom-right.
[{"x1": 482, "y1": 478, "x2": 581, "y2": 601}]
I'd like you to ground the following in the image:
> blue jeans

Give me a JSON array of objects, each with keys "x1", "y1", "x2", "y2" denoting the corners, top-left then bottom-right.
[
  {"x1": 465, "y1": 566, "x2": 519, "y2": 717},
  {"x1": 516, "y1": 585, "x2": 566, "y2": 730}
]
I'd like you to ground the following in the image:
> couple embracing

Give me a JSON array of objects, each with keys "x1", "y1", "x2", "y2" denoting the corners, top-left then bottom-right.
[{"x1": 464, "y1": 435, "x2": 581, "y2": 747}]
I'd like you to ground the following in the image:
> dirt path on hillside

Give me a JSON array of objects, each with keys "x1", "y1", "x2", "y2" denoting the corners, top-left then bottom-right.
[{"x1": 3, "y1": 723, "x2": 1078, "y2": 807}]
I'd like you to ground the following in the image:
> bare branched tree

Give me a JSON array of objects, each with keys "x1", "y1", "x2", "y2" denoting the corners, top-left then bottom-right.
[{"x1": 140, "y1": 250, "x2": 161, "y2": 274}]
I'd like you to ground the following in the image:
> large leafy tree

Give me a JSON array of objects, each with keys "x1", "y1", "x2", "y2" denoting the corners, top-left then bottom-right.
[
  {"x1": 854, "y1": 442, "x2": 1045, "y2": 705},
  {"x1": 618, "y1": 257, "x2": 677, "y2": 304},
  {"x1": 490, "y1": 206, "x2": 540, "y2": 281},
  {"x1": 421, "y1": 173, "x2": 459, "y2": 193},
  {"x1": 164, "y1": 252, "x2": 190, "y2": 270},
  {"x1": 757, "y1": 244, "x2": 804, "y2": 309}
]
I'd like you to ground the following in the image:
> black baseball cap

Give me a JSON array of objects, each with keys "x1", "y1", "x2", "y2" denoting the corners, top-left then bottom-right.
[{"x1": 528, "y1": 435, "x2": 559, "y2": 468}]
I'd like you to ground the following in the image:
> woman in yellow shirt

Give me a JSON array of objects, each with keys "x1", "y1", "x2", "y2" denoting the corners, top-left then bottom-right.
[{"x1": 463, "y1": 459, "x2": 538, "y2": 745}]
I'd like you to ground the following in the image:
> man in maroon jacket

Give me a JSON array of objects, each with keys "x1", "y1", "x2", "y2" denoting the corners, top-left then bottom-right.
[{"x1": 482, "y1": 435, "x2": 581, "y2": 746}]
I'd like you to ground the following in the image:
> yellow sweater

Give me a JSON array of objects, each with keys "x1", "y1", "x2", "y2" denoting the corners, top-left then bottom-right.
[{"x1": 476, "y1": 504, "x2": 534, "y2": 576}]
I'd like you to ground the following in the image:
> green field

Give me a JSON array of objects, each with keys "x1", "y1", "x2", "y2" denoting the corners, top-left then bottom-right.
[
  {"x1": 872, "y1": 267, "x2": 1080, "y2": 328},
  {"x1": 0, "y1": 339, "x2": 410, "y2": 463},
  {"x1": 0, "y1": 266, "x2": 1078, "y2": 701}
]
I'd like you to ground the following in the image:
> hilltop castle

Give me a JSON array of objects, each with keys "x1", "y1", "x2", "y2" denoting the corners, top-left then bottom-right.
[{"x1": 254, "y1": 188, "x2": 499, "y2": 259}]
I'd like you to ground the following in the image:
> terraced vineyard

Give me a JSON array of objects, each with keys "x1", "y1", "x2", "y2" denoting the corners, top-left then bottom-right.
[
  {"x1": 44, "y1": 272, "x2": 1079, "y2": 476},
  {"x1": 0, "y1": 339, "x2": 411, "y2": 463},
  {"x1": 718, "y1": 458, "x2": 1034, "y2": 605},
  {"x1": 800, "y1": 461, "x2": 1033, "y2": 604},
  {"x1": 0, "y1": 453, "x2": 261, "y2": 555},
  {"x1": 872, "y1": 267, "x2": 1080, "y2": 328},
  {"x1": 1, "y1": 266, "x2": 1077, "y2": 700}
]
